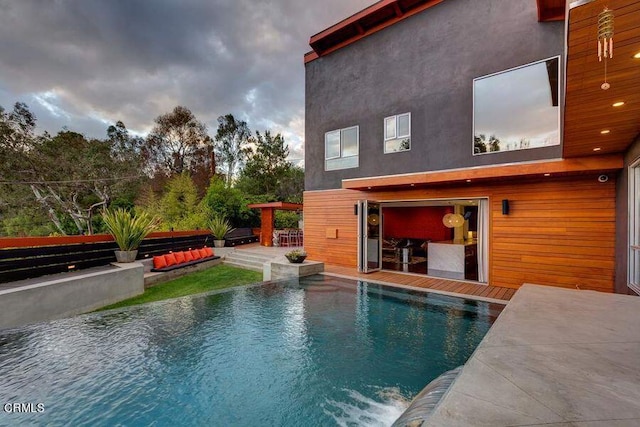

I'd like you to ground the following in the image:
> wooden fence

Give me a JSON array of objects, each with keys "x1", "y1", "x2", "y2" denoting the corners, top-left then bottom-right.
[{"x1": 0, "y1": 231, "x2": 213, "y2": 284}]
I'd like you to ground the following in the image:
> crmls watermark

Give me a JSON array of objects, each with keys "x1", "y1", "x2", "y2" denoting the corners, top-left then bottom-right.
[{"x1": 3, "y1": 403, "x2": 45, "y2": 413}]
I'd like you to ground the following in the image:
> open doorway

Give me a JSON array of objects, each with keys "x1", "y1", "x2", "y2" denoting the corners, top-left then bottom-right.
[{"x1": 358, "y1": 198, "x2": 488, "y2": 283}]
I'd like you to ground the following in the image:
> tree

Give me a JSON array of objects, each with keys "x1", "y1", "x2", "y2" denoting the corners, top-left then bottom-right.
[
  {"x1": 201, "y1": 177, "x2": 261, "y2": 228},
  {"x1": 214, "y1": 114, "x2": 251, "y2": 186},
  {"x1": 107, "y1": 120, "x2": 145, "y2": 162},
  {"x1": 235, "y1": 130, "x2": 304, "y2": 203},
  {"x1": 156, "y1": 173, "x2": 207, "y2": 231},
  {"x1": 145, "y1": 106, "x2": 212, "y2": 176},
  {"x1": 236, "y1": 130, "x2": 290, "y2": 197},
  {"x1": 0, "y1": 103, "x2": 144, "y2": 235},
  {"x1": 0, "y1": 103, "x2": 39, "y2": 231},
  {"x1": 473, "y1": 134, "x2": 487, "y2": 154},
  {"x1": 488, "y1": 135, "x2": 501, "y2": 152},
  {"x1": 276, "y1": 166, "x2": 304, "y2": 204}
]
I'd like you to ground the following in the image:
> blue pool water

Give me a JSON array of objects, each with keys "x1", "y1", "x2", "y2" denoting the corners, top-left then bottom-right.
[{"x1": 0, "y1": 275, "x2": 503, "y2": 426}]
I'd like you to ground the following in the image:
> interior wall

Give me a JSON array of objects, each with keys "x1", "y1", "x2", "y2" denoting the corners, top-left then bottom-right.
[
  {"x1": 304, "y1": 174, "x2": 616, "y2": 292},
  {"x1": 382, "y1": 207, "x2": 453, "y2": 241}
]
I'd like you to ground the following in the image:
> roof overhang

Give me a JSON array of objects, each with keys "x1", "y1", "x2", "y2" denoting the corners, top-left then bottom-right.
[
  {"x1": 247, "y1": 202, "x2": 303, "y2": 211},
  {"x1": 305, "y1": 0, "x2": 567, "y2": 64},
  {"x1": 537, "y1": 0, "x2": 567, "y2": 21},
  {"x1": 342, "y1": 155, "x2": 622, "y2": 191},
  {"x1": 563, "y1": 0, "x2": 640, "y2": 157},
  {"x1": 305, "y1": 0, "x2": 444, "y2": 64}
]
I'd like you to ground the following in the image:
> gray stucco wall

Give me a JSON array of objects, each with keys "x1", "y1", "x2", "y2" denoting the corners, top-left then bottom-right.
[
  {"x1": 305, "y1": 0, "x2": 564, "y2": 190},
  {"x1": 615, "y1": 136, "x2": 640, "y2": 294}
]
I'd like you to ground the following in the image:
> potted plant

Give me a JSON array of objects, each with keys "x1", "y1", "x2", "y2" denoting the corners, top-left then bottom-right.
[
  {"x1": 285, "y1": 249, "x2": 307, "y2": 264},
  {"x1": 102, "y1": 208, "x2": 159, "y2": 263},
  {"x1": 209, "y1": 214, "x2": 233, "y2": 248}
]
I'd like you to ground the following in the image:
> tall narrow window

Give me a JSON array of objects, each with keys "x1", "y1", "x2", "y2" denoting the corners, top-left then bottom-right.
[
  {"x1": 629, "y1": 159, "x2": 640, "y2": 295},
  {"x1": 325, "y1": 125, "x2": 359, "y2": 171},
  {"x1": 384, "y1": 113, "x2": 411, "y2": 153}
]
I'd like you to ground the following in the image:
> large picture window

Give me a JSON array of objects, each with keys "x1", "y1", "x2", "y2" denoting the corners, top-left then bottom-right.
[
  {"x1": 473, "y1": 56, "x2": 561, "y2": 155},
  {"x1": 384, "y1": 113, "x2": 411, "y2": 153},
  {"x1": 325, "y1": 126, "x2": 359, "y2": 171}
]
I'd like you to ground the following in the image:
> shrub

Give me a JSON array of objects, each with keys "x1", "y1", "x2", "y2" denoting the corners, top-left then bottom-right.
[
  {"x1": 102, "y1": 208, "x2": 159, "y2": 251},
  {"x1": 209, "y1": 214, "x2": 233, "y2": 240}
]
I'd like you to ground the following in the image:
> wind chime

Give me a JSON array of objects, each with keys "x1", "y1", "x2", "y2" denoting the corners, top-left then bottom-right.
[{"x1": 597, "y1": 7, "x2": 614, "y2": 90}]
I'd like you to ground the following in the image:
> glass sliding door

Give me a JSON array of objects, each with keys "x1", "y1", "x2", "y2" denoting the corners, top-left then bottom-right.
[
  {"x1": 357, "y1": 200, "x2": 381, "y2": 273},
  {"x1": 377, "y1": 198, "x2": 488, "y2": 282},
  {"x1": 629, "y1": 159, "x2": 640, "y2": 295}
]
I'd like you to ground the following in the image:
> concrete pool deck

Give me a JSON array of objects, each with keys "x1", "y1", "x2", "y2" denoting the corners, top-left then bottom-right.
[{"x1": 425, "y1": 284, "x2": 640, "y2": 426}]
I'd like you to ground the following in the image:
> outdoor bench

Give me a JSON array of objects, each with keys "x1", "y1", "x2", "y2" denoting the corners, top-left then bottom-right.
[
  {"x1": 224, "y1": 228, "x2": 259, "y2": 246},
  {"x1": 151, "y1": 247, "x2": 220, "y2": 272}
]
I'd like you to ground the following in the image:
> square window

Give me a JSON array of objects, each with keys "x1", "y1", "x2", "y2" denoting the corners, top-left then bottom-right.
[
  {"x1": 325, "y1": 125, "x2": 359, "y2": 171},
  {"x1": 384, "y1": 113, "x2": 411, "y2": 153}
]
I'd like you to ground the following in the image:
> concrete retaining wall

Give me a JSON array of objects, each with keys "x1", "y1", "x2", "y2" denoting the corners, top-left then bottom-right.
[
  {"x1": 267, "y1": 260, "x2": 324, "y2": 281},
  {"x1": 0, "y1": 262, "x2": 144, "y2": 330}
]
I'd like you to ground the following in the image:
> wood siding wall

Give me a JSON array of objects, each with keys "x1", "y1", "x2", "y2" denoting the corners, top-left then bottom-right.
[{"x1": 304, "y1": 175, "x2": 616, "y2": 292}]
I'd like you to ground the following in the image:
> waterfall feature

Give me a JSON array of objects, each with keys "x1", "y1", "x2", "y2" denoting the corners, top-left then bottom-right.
[{"x1": 391, "y1": 366, "x2": 463, "y2": 427}]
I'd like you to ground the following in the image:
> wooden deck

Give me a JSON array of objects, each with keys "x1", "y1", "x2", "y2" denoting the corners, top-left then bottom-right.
[{"x1": 324, "y1": 264, "x2": 517, "y2": 303}]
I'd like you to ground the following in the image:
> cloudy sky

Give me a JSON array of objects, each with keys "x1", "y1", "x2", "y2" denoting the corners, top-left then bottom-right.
[{"x1": 0, "y1": 0, "x2": 374, "y2": 165}]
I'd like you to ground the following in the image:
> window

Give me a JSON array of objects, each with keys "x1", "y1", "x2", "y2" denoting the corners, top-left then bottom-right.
[
  {"x1": 325, "y1": 126, "x2": 359, "y2": 171},
  {"x1": 473, "y1": 56, "x2": 560, "y2": 155},
  {"x1": 629, "y1": 159, "x2": 640, "y2": 295},
  {"x1": 384, "y1": 113, "x2": 411, "y2": 153}
]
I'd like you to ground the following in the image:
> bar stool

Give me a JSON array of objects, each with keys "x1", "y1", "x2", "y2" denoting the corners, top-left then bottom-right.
[
  {"x1": 290, "y1": 230, "x2": 300, "y2": 247},
  {"x1": 279, "y1": 230, "x2": 291, "y2": 247}
]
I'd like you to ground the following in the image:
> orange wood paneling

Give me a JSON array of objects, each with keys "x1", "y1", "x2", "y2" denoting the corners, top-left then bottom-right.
[
  {"x1": 564, "y1": 0, "x2": 640, "y2": 158},
  {"x1": 260, "y1": 209, "x2": 275, "y2": 247},
  {"x1": 304, "y1": 174, "x2": 616, "y2": 292}
]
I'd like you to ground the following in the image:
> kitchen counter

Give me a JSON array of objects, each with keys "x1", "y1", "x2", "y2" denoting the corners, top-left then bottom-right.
[{"x1": 428, "y1": 240, "x2": 477, "y2": 280}]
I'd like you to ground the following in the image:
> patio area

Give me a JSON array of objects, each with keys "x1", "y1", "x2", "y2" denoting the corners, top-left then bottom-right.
[
  {"x1": 236, "y1": 243, "x2": 514, "y2": 303},
  {"x1": 425, "y1": 284, "x2": 640, "y2": 426}
]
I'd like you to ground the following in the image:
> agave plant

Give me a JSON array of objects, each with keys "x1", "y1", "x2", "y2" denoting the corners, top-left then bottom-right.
[
  {"x1": 102, "y1": 208, "x2": 160, "y2": 251},
  {"x1": 209, "y1": 214, "x2": 233, "y2": 240}
]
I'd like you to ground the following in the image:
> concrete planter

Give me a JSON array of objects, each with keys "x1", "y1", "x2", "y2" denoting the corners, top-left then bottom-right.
[
  {"x1": 214, "y1": 240, "x2": 226, "y2": 248},
  {"x1": 285, "y1": 255, "x2": 307, "y2": 264},
  {"x1": 114, "y1": 250, "x2": 138, "y2": 263}
]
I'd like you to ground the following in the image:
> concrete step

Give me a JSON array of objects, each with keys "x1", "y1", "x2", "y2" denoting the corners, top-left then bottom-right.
[
  {"x1": 225, "y1": 252, "x2": 275, "y2": 263},
  {"x1": 222, "y1": 260, "x2": 264, "y2": 273},
  {"x1": 236, "y1": 250, "x2": 278, "y2": 259},
  {"x1": 223, "y1": 257, "x2": 264, "y2": 268}
]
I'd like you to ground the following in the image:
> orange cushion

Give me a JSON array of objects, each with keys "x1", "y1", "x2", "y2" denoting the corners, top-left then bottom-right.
[
  {"x1": 153, "y1": 255, "x2": 167, "y2": 269},
  {"x1": 199, "y1": 248, "x2": 208, "y2": 258},
  {"x1": 204, "y1": 247, "x2": 214, "y2": 257},
  {"x1": 191, "y1": 249, "x2": 202, "y2": 260},
  {"x1": 164, "y1": 253, "x2": 178, "y2": 266},
  {"x1": 174, "y1": 251, "x2": 186, "y2": 264},
  {"x1": 184, "y1": 251, "x2": 194, "y2": 262}
]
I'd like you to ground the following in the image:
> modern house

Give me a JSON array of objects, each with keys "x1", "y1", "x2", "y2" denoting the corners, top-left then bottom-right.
[{"x1": 303, "y1": 0, "x2": 640, "y2": 295}]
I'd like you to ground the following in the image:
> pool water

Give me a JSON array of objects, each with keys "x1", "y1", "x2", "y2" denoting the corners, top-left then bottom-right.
[{"x1": 0, "y1": 275, "x2": 503, "y2": 426}]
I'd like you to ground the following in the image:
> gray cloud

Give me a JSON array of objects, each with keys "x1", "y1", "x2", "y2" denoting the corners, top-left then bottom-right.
[{"x1": 0, "y1": 0, "x2": 373, "y2": 159}]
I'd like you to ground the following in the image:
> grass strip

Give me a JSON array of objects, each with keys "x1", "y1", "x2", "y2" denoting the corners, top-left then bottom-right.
[{"x1": 99, "y1": 265, "x2": 262, "y2": 310}]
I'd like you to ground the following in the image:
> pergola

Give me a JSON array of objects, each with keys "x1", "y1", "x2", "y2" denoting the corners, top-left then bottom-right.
[{"x1": 247, "y1": 202, "x2": 303, "y2": 246}]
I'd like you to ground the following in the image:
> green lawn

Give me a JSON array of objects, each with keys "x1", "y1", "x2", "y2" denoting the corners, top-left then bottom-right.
[{"x1": 99, "y1": 265, "x2": 263, "y2": 311}]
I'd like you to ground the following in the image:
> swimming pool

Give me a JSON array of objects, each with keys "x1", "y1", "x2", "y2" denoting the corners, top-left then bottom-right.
[{"x1": 0, "y1": 275, "x2": 503, "y2": 426}]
